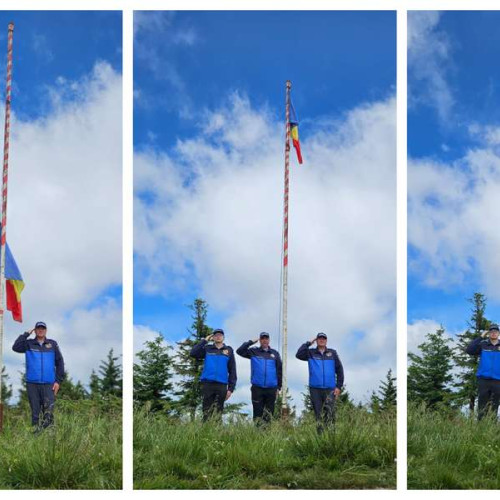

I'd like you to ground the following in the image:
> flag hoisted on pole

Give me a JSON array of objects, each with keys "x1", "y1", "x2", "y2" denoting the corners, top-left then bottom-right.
[
  {"x1": 280, "y1": 80, "x2": 303, "y2": 417},
  {"x1": 0, "y1": 22, "x2": 15, "y2": 433}
]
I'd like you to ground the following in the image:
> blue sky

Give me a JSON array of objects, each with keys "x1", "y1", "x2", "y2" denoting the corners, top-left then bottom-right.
[
  {"x1": 0, "y1": 11, "x2": 121, "y2": 121},
  {"x1": 408, "y1": 11, "x2": 500, "y2": 341},
  {"x1": 1, "y1": 11, "x2": 122, "y2": 397},
  {"x1": 134, "y1": 11, "x2": 396, "y2": 407}
]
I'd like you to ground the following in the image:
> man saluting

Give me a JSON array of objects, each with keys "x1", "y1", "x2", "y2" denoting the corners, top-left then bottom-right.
[
  {"x1": 237, "y1": 332, "x2": 282, "y2": 424},
  {"x1": 296, "y1": 332, "x2": 344, "y2": 433},
  {"x1": 12, "y1": 321, "x2": 65, "y2": 431},
  {"x1": 190, "y1": 328, "x2": 237, "y2": 422}
]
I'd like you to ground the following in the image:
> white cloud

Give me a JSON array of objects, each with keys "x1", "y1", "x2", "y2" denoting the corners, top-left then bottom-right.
[
  {"x1": 407, "y1": 319, "x2": 442, "y2": 354},
  {"x1": 134, "y1": 93, "x2": 396, "y2": 404},
  {"x1": 408, "y1": 11, "x2": 454, "y2": 122},
  {"x1": 133, "y1": 324, "x2": 160, "y2": 363},
  {"x1": 408, "y1": 146, "x2": 500, "y2": 298},
  {"x1": 3, "y1": 62, "x2": 122, "y2": 399}
]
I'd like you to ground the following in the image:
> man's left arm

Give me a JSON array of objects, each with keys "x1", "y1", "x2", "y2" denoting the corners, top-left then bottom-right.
[
  {"x1": 276, "y1": 351, "x2": 283, "y2": 391},
  {"x1": 334, "y1": 351, "x2": 344, "y2": 392},
  {"x1": 54, "y1": 343, "x2": 65, "y2": 388},
  {"x1": 227, "y1": 349, "x2": 237, "y2": 398}
]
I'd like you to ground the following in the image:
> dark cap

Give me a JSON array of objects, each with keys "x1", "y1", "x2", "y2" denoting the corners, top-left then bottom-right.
[
  {"x1": 212, "y1": 328, "x2": 224, "y2": 336},
  {"x1": 316, "y1": 332, "x2": 327, "y2": 339},
  {"x1": 259, "y1": 332, "x2": 270, "y2": 339},
  {"x1": 35, "y1": 321, "x2": 47, "y2": 329},
  {"x1": 488, "y1": 324, "x2": 499, "y2": 332}
]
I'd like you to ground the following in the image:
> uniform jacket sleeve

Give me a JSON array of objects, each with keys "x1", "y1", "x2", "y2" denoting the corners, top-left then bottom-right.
[
  {"x1": 466, "y1": 337, "x2": 483, "y2": 356},
  {"x1": 12, "y1": 332, "x2": 30, "y2": 353},
  {"x1": 334, "y1": 350, "x2": 344, "y2": 389},
  {"x1": 190, "y1": 339, "x2": 208, "y2": 359},
  {"x1": 236, "y1": 340, "x2": 254, "y2": 359},
  {"x1": 296, "y1": 342, "x2": 311, "y2": 361},
  {"x1": 276, "y1": 351, "x2": 283, "y2": 390},
  {"x1": 55, "y1": 342, "x2": 65, "y2": 384},
  {"x1": 227, "y1": 348, "x2": 237, "y2": 392}
]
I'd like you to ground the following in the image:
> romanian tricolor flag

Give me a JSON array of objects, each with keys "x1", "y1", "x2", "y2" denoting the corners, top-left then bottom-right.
[
  {"x1": 289, "y1": 102, "x2": 303, "y2": 164},
  {"x1": 5, "y1": 243, "x2": 24, "y2": 322}
]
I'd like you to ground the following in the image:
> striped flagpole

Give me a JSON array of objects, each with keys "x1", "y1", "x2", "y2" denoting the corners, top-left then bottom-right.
[
  {"x1": 280, "y1": 80, "x2": 291, "y2": 417},
  {"x1": 0, "y1": 22, "x2": 14, "y2": 433}
]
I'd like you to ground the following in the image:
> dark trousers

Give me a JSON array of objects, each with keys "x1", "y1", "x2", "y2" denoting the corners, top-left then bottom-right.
[
  {"x1": 310, "y1": 387, "x2": 336, "y2": 432},
  {"x1": 478, "y1": 378, "x2": 500, "y2": 420},
  {"x1": 251, "y1": 385, "x2": 277, "y2": 423},
  {"x1": 201, "y1": 381, "x2": 227, "y2": 422},
  {"x1": 27, "y1": 383, "x2": 55, "y2": 428}
]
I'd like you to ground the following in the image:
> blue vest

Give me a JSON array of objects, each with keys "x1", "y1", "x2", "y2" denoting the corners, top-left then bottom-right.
[
  {"x1": 201, "y1": 351, "x2": 230, "y2": 385},
  {"x1": 308, "y1": 355, "x2": 336, "y2": 389},
  {"x1": 26, "y1": 346, "x2": 56, "y2": 384},
  {"x1": 251, "y1": 356, "x2": 278, "y2": 388},
  {"x1": 477, "y1": 349, "x2": 500, "y2": 380}
]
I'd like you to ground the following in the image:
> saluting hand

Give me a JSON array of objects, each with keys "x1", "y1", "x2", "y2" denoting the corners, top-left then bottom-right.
[
  {"x1": 253, "y1": 338, "x2": 259, "y2": 344},
  {"x1": 225, "y1": 391, "x2": 232, "y2": 401},
  {"x1": 310, "y1": 338, "x2": 317, "y2": 345},
  {"x1": 53, "y1": 382, "x2": 60, "y2": 395},
  {"x1": 205, "y1": 334, "x2": 213, "y2": 342}
]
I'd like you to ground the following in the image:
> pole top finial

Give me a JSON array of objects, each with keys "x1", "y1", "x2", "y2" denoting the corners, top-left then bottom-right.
[
  {"x1": 286, "y1": 80, "x2": 291, "y2": 89},
  {"x1": 8, "y1": 22, "x2": 14, "y2": 31}
]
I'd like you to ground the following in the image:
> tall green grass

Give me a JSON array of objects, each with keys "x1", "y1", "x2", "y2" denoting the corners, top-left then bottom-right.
[
  {"x1": 0, "y1": 400, "x2": 122, "y2": 489},
  {"x1": 408, "y1": 404, "x2": 500, "y2": 489},
  {"x1": 134, "y1": 406, "x2": 396, "y2": 489}
]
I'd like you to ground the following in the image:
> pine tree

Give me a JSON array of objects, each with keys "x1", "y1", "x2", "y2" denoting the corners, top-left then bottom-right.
[
  {"x1": 134, "y1": 334, "x2": 174, "y2": 412},
  {"x1": 453, "y1": 293, "x2": 490, "y2": 412},
  {"x1": 58, "y1": 373, "x2": 88, "y2": 400},
  {"x1": 173, "y1": 298, "x2": 212, "y2": 420},
  {"x1": 300, "y1": 385, "x2": 314, "y2": 418},
  {"x1": 99, "y1": 349, "x2": 122, "y2": 397},
  {"x1": 1, "y1": 366, "x2": 12, "y2": 405},
  {"x1": 408, "y1": 327, "x2": 454, "y2": 409},
  {"x1": 89, "y1": 369, "x2": 101, "y2": 399},
  {"x1": 377, "y1": 368, "x2": 397, "y2": 412}
]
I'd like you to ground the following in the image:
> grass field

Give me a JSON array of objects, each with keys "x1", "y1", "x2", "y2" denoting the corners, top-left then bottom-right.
[
  {"x1": 408, "y1": 404, "x2": 500, "y2": 489},
  {"x1": 0, "y1": 399, "x2": 122, "y2": 489},
  {"x1": 134, "y1": 405, "x2": 396, "y2": 489}
]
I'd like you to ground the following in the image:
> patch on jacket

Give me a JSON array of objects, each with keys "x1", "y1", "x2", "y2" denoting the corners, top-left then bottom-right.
[
  {"x1": 223, "y1": 349, "x2": 229, "y2": 355},
  {"x1": 270, "y1": 353, "x2": 275, "y2": 358},
  {"x1": 326, "y1": 352, "x2": 332, "y2": 357},
  {"x1": 45, "y1": 343, "x2": 53, "y2": 349}
]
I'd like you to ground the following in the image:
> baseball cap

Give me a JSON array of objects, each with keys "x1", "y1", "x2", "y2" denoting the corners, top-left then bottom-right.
[
  {"x1": 488, "y1": 324, "x2": 499, "y2": 332},
  {"x1": 212, "y1": 328, "x2": 225, "y2": 335},
  {"x1": 316, "y1": 332, "x2": 327, "y2": 339},
  {"x1": 35, "y1": 321, "x2": 47, "y2": 329},
  {"x1": 259, "y1": 332, "x2": 270, "y2": 339}
]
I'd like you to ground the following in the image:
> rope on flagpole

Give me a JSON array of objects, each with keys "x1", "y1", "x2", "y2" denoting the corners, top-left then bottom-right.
[
  {"x1": 0, "y1": 21, "x2": 14, "y2": 433},
  {"x1": 280, "y1": 80, "x2": 291, "y2": 417}
]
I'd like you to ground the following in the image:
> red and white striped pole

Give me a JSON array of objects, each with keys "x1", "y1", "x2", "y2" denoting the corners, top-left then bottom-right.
[
  {"x1": 280, "y1": 80, "x2": 291, "y2": 417},
  {"x1": 0, "y1": 22, "x2": 14, "y2": 433}
]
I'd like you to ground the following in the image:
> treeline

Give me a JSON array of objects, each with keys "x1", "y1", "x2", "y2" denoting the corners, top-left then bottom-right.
[
  {"x1": 134, "y1": 298, "x2": 397, "y2": 420},
  {"x1": 1, "y1": 348, "x2": 122, "y2": 408},
  {"x1": 408, "y1": 292, "x2": 491, "y2": 413}
]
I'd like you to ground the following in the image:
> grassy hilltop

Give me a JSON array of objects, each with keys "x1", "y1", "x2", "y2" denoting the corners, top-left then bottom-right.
[
  {"x1": 408, "y1": 404, "x2": 500, "y2": 489},
  {"x1": 0, "y1": 399, "x2": 122, "y2": 489},
  {"x1": 134, "y1": 405, "x2": 396, "y2": 490}
]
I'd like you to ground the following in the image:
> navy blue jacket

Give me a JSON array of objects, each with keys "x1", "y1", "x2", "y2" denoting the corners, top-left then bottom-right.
[
  {"x1": 236, "y1": 341, "x2": 282, "y2": 389},
  {"x1": 12, "y1": 332, "x2": 65, "y2": 384},
  {"x1": 190, "y1": 339, "x2": 237, "y2": 391},
  {"x1": 466, "y1": 337, "x2": 500, "y2": 380},
  {"x1": 296, "y1": 342, "x2": 344, "y2": 390}
]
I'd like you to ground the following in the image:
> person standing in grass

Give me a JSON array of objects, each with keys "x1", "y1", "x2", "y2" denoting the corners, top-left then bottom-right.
[
  {"x1": 296, "y1": 332, "x2": 344, "y2": 433},
  {"x1": 190, "y1": 328, "x2": 237, "y2": 422},
  {"x1": 236, "y1": 332, "x2": 282, "y2": 424},
  {"x1": 466, "y1": 323, "x2": 500, "y2": 420},
  {"x1": 12, "y1": 321, "x2": 65, "y2": 431}
]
